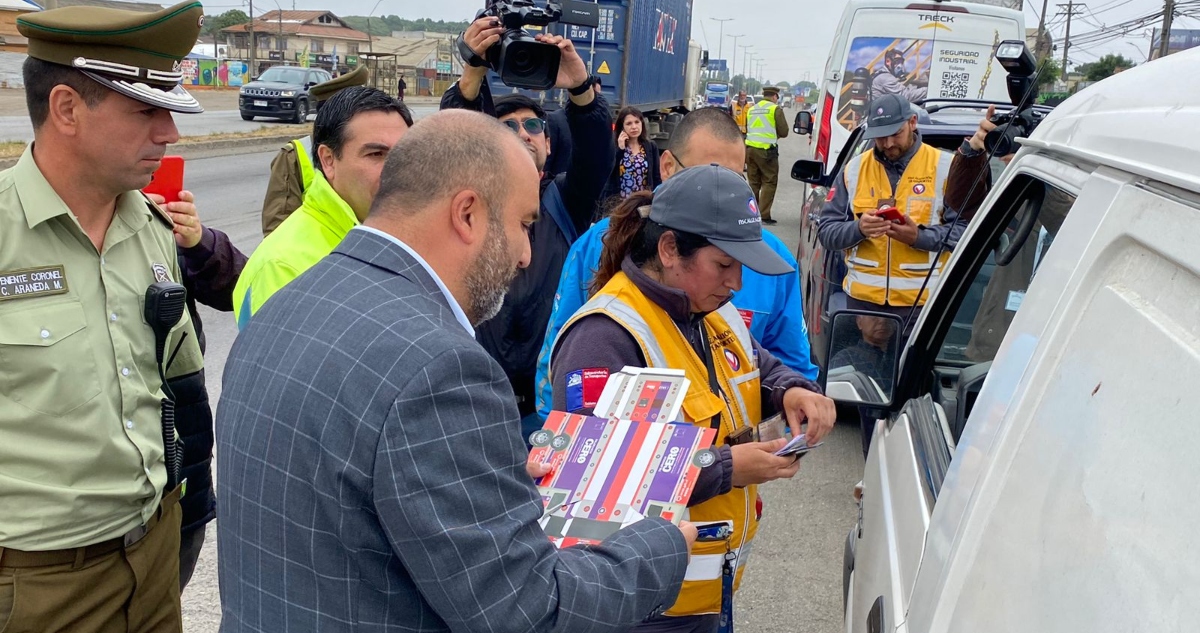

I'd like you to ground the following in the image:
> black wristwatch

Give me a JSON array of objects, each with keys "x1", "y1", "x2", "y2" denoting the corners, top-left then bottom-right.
[
  {"x1": 456, "y1": 32, "x2": 489, "y2": 68},
  {"x1": 567, "y1": 78, "x2": 593, "y2": 96}
]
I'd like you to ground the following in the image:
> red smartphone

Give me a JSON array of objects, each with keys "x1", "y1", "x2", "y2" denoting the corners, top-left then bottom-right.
[
  {"x1": 144, "y1": 156, "x2": 185, "y2": 203},
  {"x1": 876, "y1": 206, "x2": 905, "y2": 223}
]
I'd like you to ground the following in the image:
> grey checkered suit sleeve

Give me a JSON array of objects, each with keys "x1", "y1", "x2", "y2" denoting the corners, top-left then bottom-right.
[{"x1": 375, "y1": 342, "x2": 689, "y2": 632}]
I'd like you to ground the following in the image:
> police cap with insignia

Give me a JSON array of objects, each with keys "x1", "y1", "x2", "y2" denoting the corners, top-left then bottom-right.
[
  {"x1": 308, "y1": 64, "x2": 369, "y2": 103},
  {"x1": 762, "y1": 85, "x2": 781, "y2": 96},
  {"x1": 17, "y1": 1, "x2": 205, "y2": 114}
]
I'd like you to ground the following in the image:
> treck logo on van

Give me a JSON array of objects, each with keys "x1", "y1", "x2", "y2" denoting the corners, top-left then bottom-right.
[{"x1": 918, "y1": 14, "x2": 955, "y2": 22}]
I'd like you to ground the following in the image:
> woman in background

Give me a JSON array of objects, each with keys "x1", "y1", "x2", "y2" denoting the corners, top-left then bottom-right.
[{"x1": 609, "y1": 106, "x2": 662, "y2": 199}]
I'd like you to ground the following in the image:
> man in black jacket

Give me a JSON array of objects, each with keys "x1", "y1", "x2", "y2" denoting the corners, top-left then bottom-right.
[
  {"x1": 443, "y1": 17, "x2": 614, "y2": 427},
  {"x1": 157, "y1": 193, "x2": 247, "y2": 590}
]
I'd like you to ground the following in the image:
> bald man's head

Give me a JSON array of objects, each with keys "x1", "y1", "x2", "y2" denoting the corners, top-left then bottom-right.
[{"x1": 370, "y1": 109, "x2": 531, "y2": 218}]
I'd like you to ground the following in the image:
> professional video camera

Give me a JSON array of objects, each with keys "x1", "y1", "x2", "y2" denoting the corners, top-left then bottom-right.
[
  {"x1": 475, "y1": 0, "x2": 598, "y2": 91},
  {"x1": 984, "y1": 40, "x2": 1051, "y2": 156}
]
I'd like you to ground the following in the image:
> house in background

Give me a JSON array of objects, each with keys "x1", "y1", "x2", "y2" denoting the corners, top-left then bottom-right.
[
  {"x1": 222, "y1": 10, "x2": 370, "y2": 78},
  {"x1": 0, "y1": 0, "x2": 39, "y2": 53}
]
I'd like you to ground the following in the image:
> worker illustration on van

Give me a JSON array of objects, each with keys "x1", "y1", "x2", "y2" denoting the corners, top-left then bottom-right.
[{"x1": 872, "y1": 48, "x2": 929, "y2": 103}]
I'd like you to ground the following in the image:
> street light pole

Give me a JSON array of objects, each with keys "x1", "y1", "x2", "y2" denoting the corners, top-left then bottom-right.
[
  {"x1": 248, "y1": 0, "x2": 255, "y2": 77},
  {"x1": 710, "y1": 18, "x2": 733, "y2": 75},
  {"x1": 727, "y1": 34, "x2": 743, "y2": 85}
]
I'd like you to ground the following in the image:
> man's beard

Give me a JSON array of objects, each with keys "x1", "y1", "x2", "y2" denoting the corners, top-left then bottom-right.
[{"x1": 464, "y1": 219, "x2": 519, "y2": 325}]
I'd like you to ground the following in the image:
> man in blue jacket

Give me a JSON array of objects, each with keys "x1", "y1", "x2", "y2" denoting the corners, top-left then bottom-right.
[{"x1": 532, "y1": 108, "x2": 819, "y2": 435}]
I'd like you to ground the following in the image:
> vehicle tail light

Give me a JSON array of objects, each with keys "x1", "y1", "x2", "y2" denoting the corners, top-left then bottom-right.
[{"x1": 815, "y1": 92, "x2": 834, "y2": 164}]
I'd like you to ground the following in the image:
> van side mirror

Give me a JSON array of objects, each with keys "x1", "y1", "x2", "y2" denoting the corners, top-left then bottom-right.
[
  {"x1": 794, "y1": 110, "x2": 813, "y2": 135},
  {"x1": 791, "y1": 159, "x2": 825, "y2": 185},
  {"x1": 824, "y1": 310, "x2": 902, "y2": 407}
]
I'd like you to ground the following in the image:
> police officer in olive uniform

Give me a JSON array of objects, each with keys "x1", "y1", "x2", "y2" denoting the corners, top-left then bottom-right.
[
  {"x1": 260, "y1": 64, "x2": 369, "y2": 236},
  {"x1": 0, "y1": 2, "x2": 205, "y2": 631},
  {"x1": 744, "y1": 85, "x2": 790, "y2": 225}
]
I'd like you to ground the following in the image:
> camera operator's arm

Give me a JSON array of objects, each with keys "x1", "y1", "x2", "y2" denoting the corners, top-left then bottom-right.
[
  {"x1": 443, "y1": 17, "x2": 505, "y2": 113},
  {"x1": 547, "y1": 34, "x2": 611, "y2": 236},
  {"x1": 945, "y1": 105, "x2": 1000, "y2": 222}
]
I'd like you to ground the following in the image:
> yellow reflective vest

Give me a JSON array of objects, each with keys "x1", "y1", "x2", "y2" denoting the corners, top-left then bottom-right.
[
  {"x1": 293, "y1": 136, "x2": 316, "y2": 191},
  {"x1": 731, "y1": 101, "x2": 751, "y2": 134},
  {"x1": 841, "y1": 142, "x2": 953, "y2": 306},
  {"x1": 555, "y1": 271, "x2": 762, "y2": 617},
  {"x1": 745, "y1": 100, "x2": 778, "y2": 149},
  {"x1": 233, "y1": 171, "x2": 358, "y2": 329}
]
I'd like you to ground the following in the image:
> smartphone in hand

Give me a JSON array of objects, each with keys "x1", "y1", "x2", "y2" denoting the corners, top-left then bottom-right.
[
  {"x1": 144, "y1": 156, "x2": 185, "y2": 203},
  {"x1": 876, "y1": 206, "x2": 905, "y2": 223}
]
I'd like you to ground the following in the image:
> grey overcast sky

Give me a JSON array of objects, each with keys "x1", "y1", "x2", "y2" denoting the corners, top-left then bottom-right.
[{"x1": 200, "y1": 0, "x2": 1199, "y2": 76}]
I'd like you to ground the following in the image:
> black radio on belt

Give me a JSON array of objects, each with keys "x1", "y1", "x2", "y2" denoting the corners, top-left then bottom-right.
[{"x1": 144, "y1": 281, "x2": 187, "y2": 490}]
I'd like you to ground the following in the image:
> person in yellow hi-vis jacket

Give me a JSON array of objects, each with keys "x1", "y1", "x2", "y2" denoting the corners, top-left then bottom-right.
[
  {"x1": 731, "y1": 91, "x2": 751, "y2": 134},
  {"x1": 817, "y1": 93, "x2": 958, "y2": 320},
  {"x1": 550, "y1": 165, "x2": 836, "y2": 633}
]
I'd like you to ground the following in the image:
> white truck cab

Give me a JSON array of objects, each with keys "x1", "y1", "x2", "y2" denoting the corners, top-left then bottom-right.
[{"x1": 831, "y1": 48, "x2": 1200, "y2": 632}]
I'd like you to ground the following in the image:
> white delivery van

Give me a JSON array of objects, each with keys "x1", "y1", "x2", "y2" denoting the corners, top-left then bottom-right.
[
  {"x1": 824, "y1": 48, "x2": 1200, "y2": 632},
  {"x1": 805, "y1": 0, "x2": 1023, "y2": 169}
]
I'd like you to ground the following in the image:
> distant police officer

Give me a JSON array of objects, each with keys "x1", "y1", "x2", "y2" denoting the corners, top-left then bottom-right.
[
  {"x1": 260, "y1": 64, "x2": 369, "y2": 236},
  {"x1": 744, "y1": 85, "x2": 789, "y2": 224},
  {"x1": 0, "y1": 2, "x2": 206, "y2": 631}
]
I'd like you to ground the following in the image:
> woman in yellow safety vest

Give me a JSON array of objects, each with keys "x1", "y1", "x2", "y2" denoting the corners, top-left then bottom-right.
[{"x1": 550, "y1": 165, "x2": 836, "y2": 632}]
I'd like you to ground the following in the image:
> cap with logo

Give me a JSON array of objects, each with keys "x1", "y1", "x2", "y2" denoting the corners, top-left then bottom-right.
[
  {"x1": 17, "y1": 1, "x2": 205, "y2": 114},
  {"x1": 648, "y1": 164, "x2": 794, "y2": 276},
  {"x1": 309, "y1": 64, "x2": 370, "y2": 102},
  {"x1": 862, "y1": 93, "x2": 916, "y2": 139}
]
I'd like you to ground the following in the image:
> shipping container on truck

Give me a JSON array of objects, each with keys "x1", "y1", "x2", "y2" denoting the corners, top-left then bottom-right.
[{"x1": 487, "y1": 0, "x2": 696, "y2": 142}]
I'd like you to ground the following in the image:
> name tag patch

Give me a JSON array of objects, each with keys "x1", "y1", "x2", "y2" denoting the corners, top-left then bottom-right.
[{"x1": 0, "y1": 265, "x2": 68, "y2": 301}]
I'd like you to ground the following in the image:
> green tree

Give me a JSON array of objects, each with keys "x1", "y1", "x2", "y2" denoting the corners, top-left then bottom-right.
[
  {"x1": 1076, "y1": 54, "x2": 1136, "y2": 82},
  {"x1": 342, "y1": 15, "x2": 469, "y2": 37},
  {"x1": 1036, "y1": 57, "x2": 1062, "y2": 88},
  {"x1": 201, "y1": 9, "x2": 250, "y2": 50}
]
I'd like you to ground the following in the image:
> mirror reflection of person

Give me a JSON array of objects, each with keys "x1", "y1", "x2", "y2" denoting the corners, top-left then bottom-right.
[
  {"x1": 830, "y1": 315, "x2": 898, "y2": 388},
  {"x1": 871, "y1": 48, "x2": 928, "y2": 104}
]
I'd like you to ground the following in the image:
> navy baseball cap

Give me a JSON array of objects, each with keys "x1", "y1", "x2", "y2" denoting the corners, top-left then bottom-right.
[
  {"x1": 648, "y1": 164, "x2": 795, "y2": 276},
  {"x1": 863, "y1": 94, "x2": 915, "y2": 139}
]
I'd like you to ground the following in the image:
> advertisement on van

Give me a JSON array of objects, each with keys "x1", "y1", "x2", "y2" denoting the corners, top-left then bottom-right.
[{"x1": 836, "y1": 34, "x2": 1008, "y2": 130}]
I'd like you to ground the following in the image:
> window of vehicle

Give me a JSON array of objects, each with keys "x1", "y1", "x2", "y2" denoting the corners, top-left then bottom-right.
[
  {"x1": 937, "y1": 177, "x2": 1077, "y2": 365},
  {"x1": 258, "y1": 67, "x2": 309, "y2": 84}
]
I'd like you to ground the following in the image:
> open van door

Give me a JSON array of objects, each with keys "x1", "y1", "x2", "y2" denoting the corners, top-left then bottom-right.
[{"x1": 830, "y1": 167, "x2": 1081, "y2": 633}]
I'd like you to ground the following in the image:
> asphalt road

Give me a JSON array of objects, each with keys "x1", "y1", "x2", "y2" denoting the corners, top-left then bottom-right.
[
  {"x1": 178, "y1": 122, "x2": 864, "y2": 633},
  {"x1": 0, "y1": 105, "x2": 440, "y2": 142}
]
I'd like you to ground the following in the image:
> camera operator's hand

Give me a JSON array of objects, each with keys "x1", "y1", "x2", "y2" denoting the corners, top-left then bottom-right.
[
  {"x1": 858, "y1": 210, "x2": 891, "y2": 239},
  {"x1": 968, "y1": 105, "x2": 998, "y2": 152},
  {"x1": 535, "y1": 34, "x2": 593, "y2": 105},
  {"x1": 456, "y1": 17, "x2": 506, "y2": 101},
  {"x1": 885, "y1": 213, "x2": 920, "y2": 246},
  {"x1": 464, "y1": 16, "x2": 505, "y2": 58}
]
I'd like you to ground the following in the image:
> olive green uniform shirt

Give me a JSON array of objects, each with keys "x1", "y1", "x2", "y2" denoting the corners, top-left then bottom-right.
[
  {"x1": 261, "y1": 141, "x2": 305, "y2": 236},
  {"x1": 0, "y1": 146, "x2": 203, "y2": 550}
]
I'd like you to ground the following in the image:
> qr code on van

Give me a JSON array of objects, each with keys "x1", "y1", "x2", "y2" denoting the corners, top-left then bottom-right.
[{"x1": 941, "y1": 72, "x2": 970, "y2": 99}]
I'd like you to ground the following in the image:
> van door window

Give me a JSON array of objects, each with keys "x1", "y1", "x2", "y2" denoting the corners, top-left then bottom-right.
[{"x1": 938, "y1": 178, "x2": 1077, "y2": 365}]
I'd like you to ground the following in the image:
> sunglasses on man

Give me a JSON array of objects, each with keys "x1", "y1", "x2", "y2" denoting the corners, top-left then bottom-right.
[{"x1": 502, "y1": 117, "x2": 546, "y2": 136}]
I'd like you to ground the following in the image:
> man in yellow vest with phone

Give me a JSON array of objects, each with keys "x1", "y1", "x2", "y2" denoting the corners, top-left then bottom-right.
[
  {"x1": 817, "y1": 94, "x2": 958, "y2": 321},
  {"x1": 744, "y1": 86, "x2": 789, "y2": 224},
  {"x1": 731, "y1": 90, "x2": 751, "y2": 134}
]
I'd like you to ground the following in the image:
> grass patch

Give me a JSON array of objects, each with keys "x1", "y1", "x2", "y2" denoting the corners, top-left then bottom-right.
[{"x1": 0, "y1": 141, "x2": 24, "y2": 159}]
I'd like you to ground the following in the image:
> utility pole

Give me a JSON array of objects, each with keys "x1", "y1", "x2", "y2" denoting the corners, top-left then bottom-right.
[
  {"x1": 727, "y1": 34, "x2": 743, "y2": 85},
  {"x1": 247, "y1": 0, "x2": 256, "y2": 78},
  {"x1": 1056, "y1": 2, "x2": 1083, "y2": 77},
  {"x1": 1035, "y1": 0, "x2": 1051, "y2": 60},
  {"x1": 710, "y1": 18, "x2": 733, "y2": 77},
  {"x1": 1158, "y1": 0, "x2": 1176, "y2": 59}
]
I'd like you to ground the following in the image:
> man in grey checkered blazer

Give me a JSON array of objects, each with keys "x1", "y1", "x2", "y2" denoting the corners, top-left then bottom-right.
[{"x1": 216, "y1": 110, "x2": 692, "y2": 632}]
